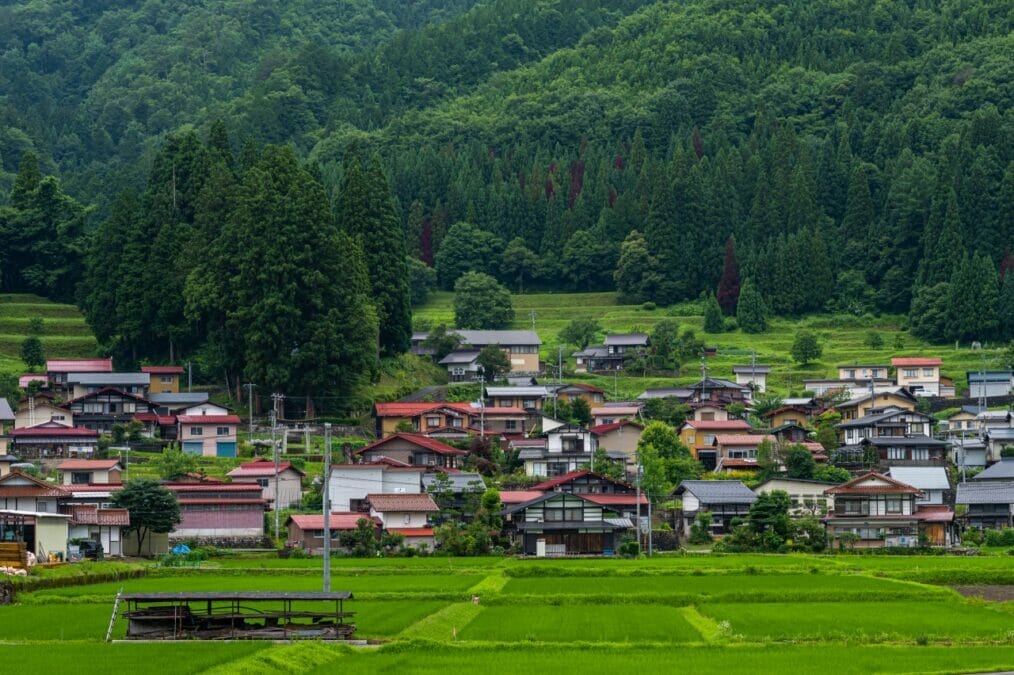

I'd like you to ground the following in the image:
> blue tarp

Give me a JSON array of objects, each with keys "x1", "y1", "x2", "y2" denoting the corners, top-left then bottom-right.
[{"x1": 171, "y1": 544, "x2": 191, "y2": 555}]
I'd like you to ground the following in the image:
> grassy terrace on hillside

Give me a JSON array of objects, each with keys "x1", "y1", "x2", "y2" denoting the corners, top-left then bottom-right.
[
  {"x1": 0, "y1": 293, "x2": 98, "y2": 376},
  {"x1": 414, "y1": 291, "x2": 1006, "y2": 397}
]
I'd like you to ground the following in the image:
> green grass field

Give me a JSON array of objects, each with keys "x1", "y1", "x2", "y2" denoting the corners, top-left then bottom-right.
[
  {"x1": 414, "y1": 291, "x2": 1007, "y2": 397},
  {"x1": 5, "y1": 552, "x2": 1014, "y2": 673}
]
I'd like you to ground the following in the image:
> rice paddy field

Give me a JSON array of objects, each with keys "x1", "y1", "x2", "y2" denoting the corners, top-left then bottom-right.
[
  {"x1": 0, "y1": 293, "x2": 98, "y2": 377},
  {"x1": 5, "y1": 552, "x2": 1014, "y2": 674}
]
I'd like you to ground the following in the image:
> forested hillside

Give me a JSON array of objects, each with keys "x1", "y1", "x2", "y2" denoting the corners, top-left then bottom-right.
[{"x1": 0, "y1": 0, "x2": 1012, "y2": 410}]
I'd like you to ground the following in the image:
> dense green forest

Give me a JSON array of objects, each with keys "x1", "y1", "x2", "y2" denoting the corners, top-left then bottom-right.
[{"x1": 0, "y1": 0, "x2": 1012, "y2": 409}]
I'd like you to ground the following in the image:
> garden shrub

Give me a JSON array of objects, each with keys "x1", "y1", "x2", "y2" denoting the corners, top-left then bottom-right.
[
  {"x1": 688, "y1": 512, "x2": 713, "y2": 545},
  {"x1": 983, "y1": 528, "x2": 1014, "y2": 547}
]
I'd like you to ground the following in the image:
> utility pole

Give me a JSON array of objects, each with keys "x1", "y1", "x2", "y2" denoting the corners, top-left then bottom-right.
[
  {"x1": 243, "y1": 383, "x2": 255, "y2": 440},
  {"x1": 647, "y1": 496, "x2": 653, "y2": 557},
  {"x1": 269, "y1": 399, "x2": 282, "y2": 542},
  {"x1": 529, "y1": 310, "x2": 537, "y2": 333},
  {"x1": 635, "y1": 459, "x2": 643, "y2": 554},
  {"x1": 187, "y1": 361, "x2": 192, "y2": 392},
  {"x1": 479, "y1": 370, "x2": 486, "y2": 435},
  {"x1": 614, "y1": 365, "x2": 619, "y2": 399},
  {"x1": 700, "y1": 357, "x2": 708, "y2": 401},
  {"x1": 323, "y1": 422, "x2": 332, "y2": 591},
  {"x1": 558, "y1": 347, "x2": 563, "y2": 384}
]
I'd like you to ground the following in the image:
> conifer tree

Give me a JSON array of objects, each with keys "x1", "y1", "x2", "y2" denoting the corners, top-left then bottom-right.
[
  {"x1": 998, "y1": 271, "x2": 1014, "y2": 341},
  {"x1": 716, "y1": 236, "x2": 741, "y2": 314},
  {"x1": 737, "y1": 278, "x2": 768, "y2": 333},
  {"x1": 703, "y1": 293, "x2": 724, "y2": 333}
]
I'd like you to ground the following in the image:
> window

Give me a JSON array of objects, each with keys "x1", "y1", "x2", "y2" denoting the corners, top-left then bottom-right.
[
  {"x1": 122, "y1": 402, "x2": 135, "y2": 413},
  {"x1": 256, "y1": 478, "x2": 269, "y2": 487},
  {"x1": 911, "y1": 448, "x2": 928, "y2": 461},
  {"x1": 922, "y1": 368, "x2": 934, "y2": 377},
  {"x1": 52, "y1": 415, "x2": 65, "y2": 422},
  {"x1": 700, "y1": 412, "x2": 715, "y2": 421},
  {"x1": 511, "y1": 345, "x2": 537, "y2": 354},
  {"x1": 71, "y1": 472, "x2": 91, "y2": 485},
  {"x1": 450, "y1": 418, "x2": 463, "y2": 428},
  {"x1": 887, "y1": 447, "x2": 906, "y2": 460},
  {"x1": 83, "y1": 403, "x2": 103, "y2": 414},
  {"x1": 425, "y1": 416, "x2": 441, "y2": 428},
  {"x1": 728, "y1": 449, "x2": 756, "y2": 459},
  {"x1": 560, "y1": 436, "x2": 582, "y2": 453},
  {"x1": 843, "y1": 500, "x2": 865, "y2": 515},
  {"x1": 190, "y1": 426, "x2": 204, "y2": 436},
  {"x1": 903, "y1": 369, "x2": 917, "y2": 378},
  {"x1": 160, "y1": 375, "x2": 174, "y2": 384},
  {"x1": 547, "y1": 462, "x2": 570, "y2": 477},
  {"x1": 885, "y1": 497, "x2": 903, "y2": 514},
  {"x1": 687, "y1": 434, "x2": 696, "y2": 445},
  {"x1": 216, "y1": 427, "x2": 229, "y2": 436},
  {"x1": 505, "y1": 420, "x2": 517, "y2": 431},
  {"x1": 846, "y1": 369, "x2": 856, "y2": 379},
  {"x1": 522, "y1": 399, "x2": 536, "y2": 409},
  {"x1": 702, "y1": 434, "x2": 716, "y2": 445}
]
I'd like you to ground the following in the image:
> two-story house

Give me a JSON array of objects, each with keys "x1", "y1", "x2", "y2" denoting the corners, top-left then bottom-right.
[
  {"x1": 886, "y1": 467, "x2": 951, "y2": 506},
  {"x1": 590, "y1": 420, "x2": 643, "y2": 467},
  {"x1": 554, "y1": 383, "x2": 606, "y2": 407},
  {"x1": 824, "y1": 472, "x2": 953, "y2": 547},
  {"x1": 674, "y1": 480, "x2": 757, "y2": 536},
  {"x1": 732, "y1": 365, "x2": 770, "y2": 392},
  {"x1": 329, "y1": 459, "x2": 425, "y2": 512},
  {"x1": 688, "y1": 377, "x2": 752, "y2": 404},
  {"x1": 502, "y1": 491, "x2": 633, "y2": 555},
  {"x1": 46, "y1": 358, "x2": 113, "y2": 393},
  {"x1": 353, "y1": 433, "x2": 467, "y2": 470},
  {"x1": 141, "y1": 366, "x2": 185, "y2": 394},
  {"x1": 366, "y1": 493, "x2": 439, "y2": 548},
  {"x1": 66, "y1": 372, "x2": 150, "y2": 399},
  {"x1": 14, "y1": 396, "x2": 73, "y2": 429},
  {"x1": 227, "y1": 458, "x2": 305, "y2": 509},
  {"x1": 10, "y1": 422, "x2": 99, "y2": 459},
  {"x1": 484, "y1": 386, "x2": 551, "y2": 412},
  {"x1": 420, "y1": 330, "x2": 541, "y2": 380},
  {"x1": 678, "y1": 419, "x2": 753, "y2": 465},
  {"x1": 835, "y1": 389, "x2": 918, "y2": 421},
  {"x1": 177, "y1": 414, "x2": 240, "y2": 457},
  {"x1": 956, "y1": 480, "x2": 1014, "y2": 530},
  {"x1": 892, "y1": 357, "x2": 943, "y2": 397},
  {"x1": 835, "y1": 407, "x2": 947, "y2": 471},
  {"x1": 712, "y1": 434, "x2": 776, "y2": 472},
  {"x1": 590, "y1": 404, "x2": 642, "y2": 426},
  {"x1": 573, "y1": 333, "x2": 649, "y2": 372},
  {"x1": 837, "y1": 364, "x2": 890, "y2": 381},
  {"x1": 521, "y1": 425, "x2": 597, "y2": 477},
  {"x1": 529, "y1": 469, "x2": 647, "y2": 519},
  {"x1": 967, "y1": 370, "x2": 1013, "y2": 399},
  {"x1": 373, "y1": 402, "x2": 473, "y2": 438},
  {"x1": 754, "y1": 478, "x2": 839, "y2": 516},
  {"x1": 64, "y1": 388, "x2": 157, "y2": 433}
]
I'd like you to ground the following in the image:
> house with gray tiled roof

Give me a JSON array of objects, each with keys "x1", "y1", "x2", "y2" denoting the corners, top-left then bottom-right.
[{"x1": 674, "y1": 480, "x2": 757, "y2": 537}]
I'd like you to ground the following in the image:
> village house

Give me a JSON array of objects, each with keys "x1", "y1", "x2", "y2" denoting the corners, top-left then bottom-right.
[
  {"x1": 66, "y1": 372, "x2": 150, "y2": 399},
  {"x1": 148, "y1": 392, "x2": 210, "y2": 415},
  {"x1": 690, "y1": 403, "x2": 729, "y2": 422},
  {"x1": 967, "y1": 370, "x2": 1013, "y2": 399},
  {"x1": 354, "y1": 433, "x2": 467, "y2": 470},
  {"x1": 10, "y1": 423, "x2": 99, "y2": 459},
  {"x1": 227, "y1": 458, "x2": 305, "y2": 509},
  {"x1": 835, "y1": 407, "x2": 947, "y2": 471},
  {"x1": 163, "y1": 482, "x2": 266, "y2": 541},
  {"x1": 892, "y1": 357, "x2": 944, "y2": 397},
  {"x1": 637, "y1": 387, "x2": 695, "y2": 402},
  {"x1": 141, "y1": 365, "x2": 185, "y2": 394},
  {"x1": 824, "y1": 472, "x2": 953, "y2": 547},
  {"x1": 177, "y1": 414, "x2": 240, "y2": 457},
  {"x1": 554, "y1": 383, "x2": 606, "y2": 407},
  {"x1": 0, "y1": 508, "x2": 71, "y2": 561},
  {"x1": 887, "y1": 467, "x2": 951, "y2": 506},
  {"x1": 328, "y1": 460, "x2": 425, "y2": 512},
  {"x1": 63, "y1": 504, "x2": 130, "y2": 557},
  {"x1": 528, "y1": 469, "x2": 648, "y2": 519},
  {"x1": 14, "y1": 396, "x2": 72, "y2": 429},
  {"x1": 590, "y1": 420, "x2": 643, "y2": 467},
  {"x1": 484, "y1": 385, "x2": 551, "y2": 411},
  {"x1": 590, "y1": 404, "x2": 642, "y2": 426},
  {"x1": 285, "y1": 512, "x2": 380, "y2": 554},
  {"x1": 46, "y1": 358, "x2": 113, "y2": 392},
  {"x1": 573, "y1": 333, "x2": 649, "y2": 373},
  {"x1": 18, "y1": 374, "x2": 49, "y2": 390},
  {"x1": 835, "y1": 389, "x2": 918, "y2": 421},
  {"x1": 373, "y1": 402, "x2": 472, "y2": 438},
  {"x1": 939, "y1": 406, "x2": 983, "y2": 437},
  {"x1": 521, "y1": 424, "x2": 597, "y2": 477},
  {"x1": 712, "y1": 434, "x2": 776, "y2": 472},
  {"x1": 837, "y1": 364, "x2": 891, "y2": 381},
  {"x1": 57, "y1": 459, "x2": 123, "y2": 486},
  {"x1": 768, "y1": 421, "x2": 811, "y2": 446},
  {"x1": 732, "y1": 364, "x2": 770, "y2": 392},
  {"x1": 502, "y1": 491, "x2": 633, "y2": 555},
  {"x1": 0, "y1": 399, "x2": 13, "y2": 454},
  {"x1": 754, "y1": 478, "x2": 838, "y2": 516},
  {"x1": 687, "y1": 377, "x2": 752, "y2": 405},
  {"x1": 985, "y1": 429, "x2": 1014, "y2": 464},
  {"x1": 951, "y1": 436, "x2": 988, "y2": 471},
  {"x1": 422, "y1": 471, "x2": 486, "y2": 516},
  {"x1": 674, "y1": 480, "x2": 757, "y2": 537},
  {"x1": 366, "y1": 493, "x2": 439, "y2": 548},
  {"x1": 973, "y1": 457, "x2": 1014, "y2": 482},
  {"x1": 955, "y1": 480, "x2": 1014, "y2": 530},
  {"x1": 762, "y1": 405, "x2": 815, "y2": 429},
  {"x1": 64, "y1": 388, "x2": 158, "y2": 433},
  {"x1": 413, "y1": 330, "x2": 541, "y2": 380},
  {"x1": 678, "y1": 419, "x2": 753, "y2": 463},
  {"x1": 0, "y1": 470, "x2": 66, "y2": 513},
  {"x1": 802, "y1": 378, "x2": 896, "y2": 399}
]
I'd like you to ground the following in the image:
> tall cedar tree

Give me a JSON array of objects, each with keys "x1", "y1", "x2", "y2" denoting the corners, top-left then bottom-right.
[
  {"x1": 335, "y1": 156, "x2": 412, "y2": 355},
  {"x1": 716, "y1": 236, "x2": 740, "y2": 314},
  {"x1": 737, "y1": 278, "x2": 768, "y2": 333},
  {"x1": 82, "y1": 189, "x2": 138, "y2": 347},
  {"x1": 223, "y1": 145, "x2": 377, "y2": 415}
]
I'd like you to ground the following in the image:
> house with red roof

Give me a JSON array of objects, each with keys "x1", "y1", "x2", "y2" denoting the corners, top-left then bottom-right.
[
  {"x1": 64, "y1": 503, "x2": 131, "y2": 556},
  {"x1": 0, "y1": 470, "x2": 67, "y2": 512},
  {"x1": 57, "y1": 459, "x2": 123, "y2": 486},
  {"x1": 590, "y1": 420, "x2": 643, "y2": 466},
  {"x1": 141, "y1": 365, "x2": 185, "y2": 394},
  {"x1": 14, "y1": 395, "x2": 73, "y2": 430},
  {"x1": 373, "y1": 402, "x2": 474, "y2": 437},
  {"x1": 823, "y1": 472, "x2": 954, "y2": 548},
  {"x1": 177, "y1": 414, "x2": 240, "y2": 457},
  {"x1": 227, "y1": 458, "x2": 305, "y2": 509},
  {"x1": 366, "y1": 493, "x2": 439, "y2": 548},
  {"x1": 285, "y1": 512, "x2": 380, "y2": 554},
  {"x1": 354, "y1": 433, "x2": 467, "y2": 469},
  {"x1": 163, "y1": 482, "x2": 266, "y2": 540},
  {"x1": 711, "y1": 434, "x2": 776, "y2": 472},
  {"x1": 554, "y1": 383, "x2": 606, "y2": 407},
  {"x1": 678, "y1": 419, "x2": 753, "y2": 462},
  {"x1": 892, "y1": 357, "x2": 945, "y2": 397},
  {"x1": 10, "y1": 422, "x2": 99, "y2": 459},
  {"x1": 46, "y1": 358, "x2": 113, "y2": 392},
  {"x1": 18, "y1": 374, "x2": 49, "y2": 390}
]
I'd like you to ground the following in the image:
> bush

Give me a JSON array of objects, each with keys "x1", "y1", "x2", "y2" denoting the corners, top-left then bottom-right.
[
  {"x1": 688, "y1": 512, "x2": 713, "y2": 545},
  {"x1": 618, "y1": 539, "x2": 640, "y2": 557},
  {"x1": 983, "y1": 528, "x2": 1014, "y2": 547},
  {"x1": 961, "y1": 529, "x2": 984, "y2": 547},
  {"x1": 642, "y1": 301, "x2": 657, "y2": 311}
]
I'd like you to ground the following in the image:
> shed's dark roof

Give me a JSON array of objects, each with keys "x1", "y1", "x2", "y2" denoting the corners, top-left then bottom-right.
[
  {"x1": 120, "y1": 591, "x2": 352, "y2": 601},
  {"x1": 676, "y1": 480, "x2": 758, "y2": 504},
  {"x1": 974, "y1": 460, "x2": 1014, "y2": 481},
  {"x1": 955, "y1": 481, "x2": 1014, "y2": 505}
]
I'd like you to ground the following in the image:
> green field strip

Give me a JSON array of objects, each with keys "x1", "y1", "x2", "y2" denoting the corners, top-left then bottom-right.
[
  {"x1": 398, "y1": 602, "x2": 485, "y2": 641},
  {"x1": 681, "y1": 606, "x2": 727, "y2": 644},
  {"x1": 467, "y1": 571, "x2": 509, "y2": 595},
  {"x1": 201, "y1": 641, "x2": 349, "y2": 675}
]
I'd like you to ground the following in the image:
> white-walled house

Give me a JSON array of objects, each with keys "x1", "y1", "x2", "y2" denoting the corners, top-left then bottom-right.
[
  {"x1": 227, "y1": 458, "x2": 305, "y2": 509},
  {"x1": 522, "y1": 425, "x2": 597, "y2": 477},
  {"x1": 887, "y1": 467, "x2": 950, "y2": 505},
  {"x1": 328, "y1": 461, "x2": 424, "y2": 512}
]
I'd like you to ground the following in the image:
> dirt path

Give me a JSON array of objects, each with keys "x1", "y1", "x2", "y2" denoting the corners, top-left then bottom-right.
[{"x1": 953, "y1": 585, "x2": 1014, "y2": 601}]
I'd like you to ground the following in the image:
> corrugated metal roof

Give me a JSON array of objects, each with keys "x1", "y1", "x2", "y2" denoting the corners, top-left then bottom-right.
[
  {"x1": 974, "y1": 460, "x2": 1014, "y2": 481},
  {"x1": 149, "y1": 393, "x2": 209, "y2": 404},
  {"x1": 66, "y1": 372, "x2": 149, "y2": 385},
  {"x1": 887, "y1": 467, "x2": 950, "y2": 490},
  {"x1": 676, "y1": 480, "x2": 758, "y2": 503},
  {"x1": 46, "y1": 358, "x2": 113, "y2": 373}
]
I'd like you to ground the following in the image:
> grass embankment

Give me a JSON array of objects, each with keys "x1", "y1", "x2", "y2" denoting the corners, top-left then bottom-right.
[
  {"x1": 414, "y1": 291, "x2": 1006, "y2": 397},
  {"x1": 0, "y1": 294, "x2": 98, "y2": 376}
]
